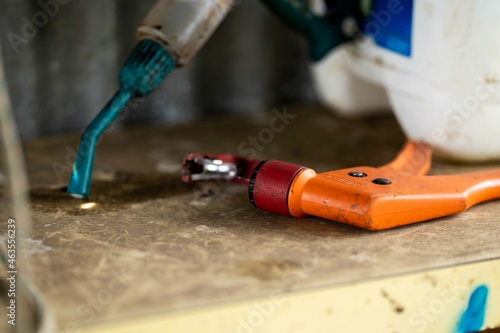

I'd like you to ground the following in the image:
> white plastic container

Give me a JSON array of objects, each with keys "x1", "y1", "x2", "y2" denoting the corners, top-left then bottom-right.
[{"x1": 311, "y1": 0, "x2": 500, "y2": 161}]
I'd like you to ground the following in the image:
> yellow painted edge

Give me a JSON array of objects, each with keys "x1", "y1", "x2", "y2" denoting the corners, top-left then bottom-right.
[{"x1": 77, "y1": 259, "x2": 500, "y2": 333}]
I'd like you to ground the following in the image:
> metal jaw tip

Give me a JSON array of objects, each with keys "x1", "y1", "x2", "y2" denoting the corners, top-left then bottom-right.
[{"x1": 182, "y1": 155, "x2": 238, "y2": 183}]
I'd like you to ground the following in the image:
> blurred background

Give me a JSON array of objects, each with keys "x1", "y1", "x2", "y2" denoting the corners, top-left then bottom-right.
[{"x1": 0, "y1": 0, "x2": 318, "y2": 141}]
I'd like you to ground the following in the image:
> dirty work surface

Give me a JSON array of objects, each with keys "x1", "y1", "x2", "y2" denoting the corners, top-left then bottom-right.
[{"x1": 1, "y1": 106, "x2": 500, "y2": 330}]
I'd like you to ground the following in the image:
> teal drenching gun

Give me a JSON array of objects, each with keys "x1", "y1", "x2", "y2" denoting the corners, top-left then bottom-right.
[{"x1": 67, "y1": 0, "x2": 364, "y2": 197}]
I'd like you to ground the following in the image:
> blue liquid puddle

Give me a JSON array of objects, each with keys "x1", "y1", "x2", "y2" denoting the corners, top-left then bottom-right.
[{"x1": 456, "y1": 285, "x2": 489, "y2": 333}]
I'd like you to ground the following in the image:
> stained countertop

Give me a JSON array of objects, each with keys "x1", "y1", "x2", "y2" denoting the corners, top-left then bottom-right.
[{"x1": 1, "y1": 106, "x2": 499, "y2": 333}]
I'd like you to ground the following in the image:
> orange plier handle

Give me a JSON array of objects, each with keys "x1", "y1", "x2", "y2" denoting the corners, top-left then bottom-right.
[{"x1": 182, "y1": 141, "x2": 500, "y2": 230}]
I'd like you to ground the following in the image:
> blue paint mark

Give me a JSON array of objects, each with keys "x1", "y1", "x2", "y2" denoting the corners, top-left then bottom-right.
[{"x1": 456, "y1": 285, "x2": 489, "y2": 333}]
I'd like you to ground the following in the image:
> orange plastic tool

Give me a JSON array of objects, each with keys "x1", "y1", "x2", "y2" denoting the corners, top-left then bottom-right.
[{"x1": 182, "y1": 141, "x2": 500, "y2": 230}]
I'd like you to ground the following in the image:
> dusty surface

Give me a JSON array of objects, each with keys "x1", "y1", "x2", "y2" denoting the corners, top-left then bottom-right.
[{"x1": 1, "y1": 106, "x2": 500, "y2": 331}]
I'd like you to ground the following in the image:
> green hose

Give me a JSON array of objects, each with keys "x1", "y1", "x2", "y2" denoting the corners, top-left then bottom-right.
[{"x1": 260, "y1": 0, "x2": 364, "y2": 61}]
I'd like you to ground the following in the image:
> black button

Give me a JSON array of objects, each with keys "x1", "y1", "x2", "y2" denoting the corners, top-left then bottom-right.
[
  {"x1": 348, "y1": 171, "x2": 367, "y2": 178},
  {"x1": 373, "y1": 178, "x2": 392, "y2": 185}
]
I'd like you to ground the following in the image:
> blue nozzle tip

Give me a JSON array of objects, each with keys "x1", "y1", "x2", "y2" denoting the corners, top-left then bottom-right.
[{"x1": 66, "y1": 40, "x2": 176, "y2": 198}]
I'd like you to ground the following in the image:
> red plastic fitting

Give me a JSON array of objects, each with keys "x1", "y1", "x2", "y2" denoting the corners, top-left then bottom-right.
[{"x1": 249, "y1": 160, "x2": 305, "y2": 216}]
